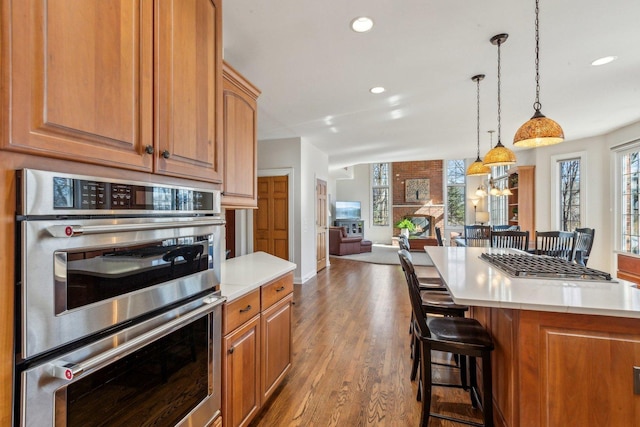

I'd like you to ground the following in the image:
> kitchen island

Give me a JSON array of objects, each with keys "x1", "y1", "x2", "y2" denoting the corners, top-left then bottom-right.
[{"x1": 426, "y1": 246, "x2": 640, "y2": 427}]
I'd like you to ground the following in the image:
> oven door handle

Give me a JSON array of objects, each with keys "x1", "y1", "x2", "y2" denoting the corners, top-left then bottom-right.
[
  {"x1": 49, "y1": 293, "x2": 224, "y2": 381},
  {"x1": 46, "y1": 218, "x2": 225, "y2": 238}
]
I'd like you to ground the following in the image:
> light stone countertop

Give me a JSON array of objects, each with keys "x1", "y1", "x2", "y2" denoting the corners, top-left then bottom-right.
[
  {"x1": 426, "y1": 246, "x2": 640, "y2": 318},
  {"x1": 220, "y1": 251, "x2": 296, "y2": 302}
]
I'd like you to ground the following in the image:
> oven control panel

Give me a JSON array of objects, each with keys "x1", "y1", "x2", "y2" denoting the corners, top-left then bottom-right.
[
  {"x1": 52, "y1": 177, "x2": 213, "y2": 211},
  {"x1": 18, "y1": 169, "x2": 221, "y2": 215}
]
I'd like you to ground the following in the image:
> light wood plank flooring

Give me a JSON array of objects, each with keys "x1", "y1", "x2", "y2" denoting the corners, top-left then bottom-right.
[{"x1": 249, "y1": 257, "x2": 484, "y2": 426}]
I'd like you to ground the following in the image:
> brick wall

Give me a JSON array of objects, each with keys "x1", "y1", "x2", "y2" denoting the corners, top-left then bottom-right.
[{"x1": 392, "y1": 160, "x2": 444, "y2": 234}]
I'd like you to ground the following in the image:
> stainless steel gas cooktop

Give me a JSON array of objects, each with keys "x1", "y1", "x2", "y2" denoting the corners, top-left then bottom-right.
[{"x1": 480, "y1": 253, "x2": 612, "y2": 281}]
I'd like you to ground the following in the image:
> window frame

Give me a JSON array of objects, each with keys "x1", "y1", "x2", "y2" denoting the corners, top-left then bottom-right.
[
  {"x1": 614, "y1": 141, "x2": 640, "y2": 254},
  {"x1": 446, "y1": 159, "x2": 466, "y2": 227},
  {"x1": 371, "y1": 163, "x2": 390, "y2": 226},
  {"x1": 489, "y1": 165, "x2": 509, "y2": 226},
  {"x1": 550, "y1": 151, "x2": 586, "y2": 231}
]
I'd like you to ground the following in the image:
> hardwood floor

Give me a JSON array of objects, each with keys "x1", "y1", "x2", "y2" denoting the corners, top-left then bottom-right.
[{"x1": 249, "y1": 257, "x2": 484, "y2": 426}]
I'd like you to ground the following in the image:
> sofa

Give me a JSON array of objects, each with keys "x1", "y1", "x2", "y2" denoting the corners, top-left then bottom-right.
[{"x1": 329, "y1": 226, "x2": 371, "y2": 255}]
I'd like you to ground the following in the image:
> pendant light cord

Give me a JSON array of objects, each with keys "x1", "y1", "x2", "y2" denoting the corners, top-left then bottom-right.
[
  {"x1": 534, "y1": 0, "x2": 542, "y2": 111},
  {"x1": 476, "y1": 77, "x2": 481, "y2": 157},
  {"x1": 497, "y1": 39, "x2": 502, "y2": 144}
]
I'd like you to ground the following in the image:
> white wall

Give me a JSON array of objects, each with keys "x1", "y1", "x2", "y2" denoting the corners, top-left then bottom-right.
[
  {"x1": 532, "y1": 120, "x2": 640, "y2": 273},
  {"x1": 301, "y1": 142, "x2": 330, "y2": 281},
  {"x1": 256, "y1": 137, "x2": 329, "y2": 284},
  {"x1": 334, "y1": 164, "x2": 393, "y2": 244}
]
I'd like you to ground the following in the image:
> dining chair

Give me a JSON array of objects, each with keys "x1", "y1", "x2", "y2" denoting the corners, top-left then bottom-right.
[
  {"x1": 573, "y1": 227, "x2": 595, "y2": 266},
  {"x1": 491, "y1": 224, "x2": 520, "y2": 231},
  {"x1": 534, "y1": 231, "x2": 577, "y2": 261},
  {"x1": 435, "y1": 227, "x2": 444, "y2": 246},
  {"x1": 464, "y1": 225, "x2": 491, "y2": 247},
  {"x1": 399, "y1": 250, "x2": 494, "y2": 427},
  {"x1": 490, "y1": 230, "x2": 530, "y2": 252}
]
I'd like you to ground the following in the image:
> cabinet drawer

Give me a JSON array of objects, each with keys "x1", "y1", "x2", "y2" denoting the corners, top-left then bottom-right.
[
  {"x1": 223, "y1": 289, "x2": 261, "y2": 335},
  {"x1": 261, "y1": 273, "x2": 294, "y2": 310}
]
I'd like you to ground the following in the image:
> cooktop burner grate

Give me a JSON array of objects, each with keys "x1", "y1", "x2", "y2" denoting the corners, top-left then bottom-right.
[{"x1": 480, "y1": 253, "x2": 612, "y2": 281}]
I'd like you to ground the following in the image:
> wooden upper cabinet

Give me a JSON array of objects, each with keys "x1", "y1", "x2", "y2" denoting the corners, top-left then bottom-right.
[
  {"x1": 507, "y1": 165, "x2": 535, "y2": 238},
  {"x1": 3, "y1": 0, "x2": 222, "y2": 183},
  {"x1": 155, "y1": 0, "x2": 222, "y2": 182},
  {"x1": 222, "y1": 62, "x2": 261, "y2": 207},
  {"x1": 5, "y1": 0, "x2": 153, "y2": 171}
]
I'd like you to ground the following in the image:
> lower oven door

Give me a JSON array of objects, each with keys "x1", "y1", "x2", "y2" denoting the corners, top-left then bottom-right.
[{"x1": 18, "y1": 293, "x2": 224, "y2": 427}]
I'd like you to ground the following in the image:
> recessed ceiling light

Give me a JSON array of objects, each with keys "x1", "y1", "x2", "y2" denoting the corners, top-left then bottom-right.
[
  {"x1": 351, "y1": 17, "x2": 373, "y2": 33},
  {"x1": 370, "y1": 86, "x2": 385, "y2": 94},
  {"x1": 591, "y1": 56, "x2": 617, "y2": 66}
]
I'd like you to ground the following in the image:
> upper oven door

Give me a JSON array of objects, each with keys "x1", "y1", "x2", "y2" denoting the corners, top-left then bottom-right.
[{"x1": 19, "y1": 216, "x2": 224, "y2": 360}]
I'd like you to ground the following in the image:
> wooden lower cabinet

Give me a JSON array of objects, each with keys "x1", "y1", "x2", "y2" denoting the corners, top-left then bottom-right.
[
  {"x1": 223, "y1": 314, "x2": 261, "y2": 427},
  {"x1": 472, "y1": 307, "x2": 640, "y2": 427},
  {"x1": 261, "y1": 294, "x2": 293, "y2": 401},
  {"x1": 222, "y1": 272, "x2": 294, "y2": 427}
]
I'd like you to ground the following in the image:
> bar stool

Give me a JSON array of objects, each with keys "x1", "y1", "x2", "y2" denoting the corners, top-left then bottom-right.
[
  {"x1": 399, "y1": 250, "x2": 495, "y2": 427},
  {"x1": 398, "y1": 250, "x2": 469, "y2": 396},
  {"x1": 397, "y1": 245, "x2": 447, "y2": 291}
]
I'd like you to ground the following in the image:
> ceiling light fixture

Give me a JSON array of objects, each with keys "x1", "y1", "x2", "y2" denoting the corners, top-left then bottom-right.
[
  {"x1": 351, "y1": 17, "x2": 374, "y2": 33},
  {"x1": 484, "y1": 34, "x2": 517, "y2": 167},
  {"x1": 591, "y1": 56, "x2": 617, "y2": 66},
  {"x1": 370, "y1": 86, "x2": 385, "y2": 94},
  {"x1": 513, "y1": 0, "x2": 564, "y2": 147},
  {"x1": 466, "y1": 74, "x2": 491, "y2": 176},
  {"x1": 475, "y1": 184, "x2": 487, "y2": 198}
]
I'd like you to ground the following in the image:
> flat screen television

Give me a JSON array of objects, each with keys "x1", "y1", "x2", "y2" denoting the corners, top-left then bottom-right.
[{"x1": 335, "y1": 201, "x2": 361, "y2": 219}]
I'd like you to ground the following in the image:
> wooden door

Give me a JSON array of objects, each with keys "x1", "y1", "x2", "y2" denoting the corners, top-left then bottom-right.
[
  {"x1": 223, "y1": 316, "x2": 261, "y2": 427},
  {"x1": 155, "y1": 0, "x2": 223, "y2": 182},
  {"x1": 225, "y1": 210, "x2": 236, "y2": 259},
  {"x1": 254, "y1": 176, "x2": 289, "y2": 260},
  {"x1": 5, "y1": 0, "x2": 153, "y2": 171},
  {"x1": 316, "y1": 179, "x2": 328, "y2": 271}
]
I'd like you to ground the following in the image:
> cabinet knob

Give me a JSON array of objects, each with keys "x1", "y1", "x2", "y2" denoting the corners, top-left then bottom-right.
[
  {"x1": 162, "y1": 150, "x2": 171, "y2": 159},
  {"x1": 144, "y1": 145, "x2": 154, "y2": 155},
  {"x1": 228, "y1": 346, "x2": 234, "y2": 354}
]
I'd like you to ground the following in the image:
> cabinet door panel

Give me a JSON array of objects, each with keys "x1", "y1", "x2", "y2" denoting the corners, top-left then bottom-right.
[
  {"x1": 223, "y1": 316, "x2": 261, "y2": 427},
  {"x1": 155, "y1": 0, "x2": 222, "y2": 182},
  {"x1": 222, "y1": 62, "x2": 260, "y2": 207},
  {"x1": 6, "y1": 0, "x2": 153, "y2": 170},
  {"x1": 261, "y1": 294, "x2": 292, "y2": 401}
]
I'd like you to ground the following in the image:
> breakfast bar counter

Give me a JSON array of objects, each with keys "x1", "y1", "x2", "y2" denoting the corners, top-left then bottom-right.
[
  {"x1": 426, "y1": 246, "x2": 640, "y2": 318},
  {"x1": 425, "y1": 246, "x2": 640, "y2": 427}
]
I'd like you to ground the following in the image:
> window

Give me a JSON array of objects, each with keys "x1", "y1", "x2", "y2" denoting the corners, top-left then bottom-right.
[
  {"x1": 618, "y1": 146, "x2": 640, "y2": 254},
  {"x1": 559, "y1": 158, "x2": 581, "y2": 231},
  {"x1": 489, "y1": 165, "x2": 508, "y2": 225},
  {"x1": 371, "y1": 163, "x2": 389, "y2": 226},
  {"x1": 551, "y1": 152, "x2": 585, "y2": 232},
  {"x1": 446, "y1": 160, "x2": 465, "y2": 226}
]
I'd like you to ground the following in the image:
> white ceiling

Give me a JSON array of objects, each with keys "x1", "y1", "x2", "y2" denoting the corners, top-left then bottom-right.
[{"x1": 222, "y1": 0, "x2": 640, "y2": 171}]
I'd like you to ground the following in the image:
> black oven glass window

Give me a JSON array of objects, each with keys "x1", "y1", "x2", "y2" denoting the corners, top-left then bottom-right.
[
  {"x1": 62, "y1": 236, "x2": 211, "y2": 312},
  {"x1": 63, "y1": 316, "x2": 209, "y2": 427}
]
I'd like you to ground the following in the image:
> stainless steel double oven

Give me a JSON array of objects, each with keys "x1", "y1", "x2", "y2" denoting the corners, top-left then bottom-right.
[{"x1": 14, "y1": 169, "x2": 226, "y2": 427}]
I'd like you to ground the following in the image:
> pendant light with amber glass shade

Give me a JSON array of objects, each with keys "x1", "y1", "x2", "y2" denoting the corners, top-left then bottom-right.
[
  {"x1": 466, "y1": 74, "x2": 491, "y2": 176},
  {"x1": 484, "y1": 34, "x2": 517, "y2": 167},
  {"x1": 513, "y1": 0, "x2": 564, "y2": 147}
]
